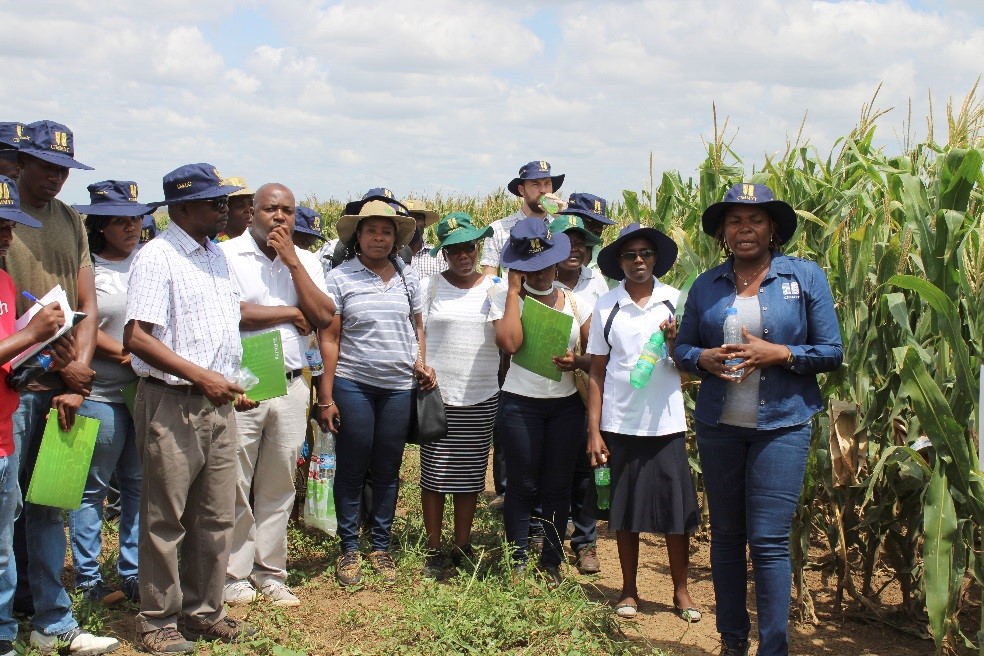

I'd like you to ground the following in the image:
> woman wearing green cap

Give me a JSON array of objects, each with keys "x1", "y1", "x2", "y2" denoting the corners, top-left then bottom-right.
[{"x1": 417, "y1": 212, "x2": 499, "y2": 579}]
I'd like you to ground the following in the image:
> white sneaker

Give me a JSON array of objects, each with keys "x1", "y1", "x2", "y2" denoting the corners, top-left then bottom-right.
[
  {"x1": 30, "y1": 628, "x2": 120, "y2": 655},
  {"x1": 257, "y1": 579, "x2": 301, "y2": 607},
  {"x1": 223, "y1": 579, "x2": 259, "y2": 606}
]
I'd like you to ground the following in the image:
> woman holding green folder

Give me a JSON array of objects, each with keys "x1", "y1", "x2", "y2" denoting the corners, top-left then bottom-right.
[{"x1": 489, "y1": 218, "x2": 590, "y2": 586}]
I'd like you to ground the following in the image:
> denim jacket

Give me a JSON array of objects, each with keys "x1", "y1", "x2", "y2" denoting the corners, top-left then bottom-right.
[{"x1": 674, "y1": 252, "x2": 843, "y2": 429}]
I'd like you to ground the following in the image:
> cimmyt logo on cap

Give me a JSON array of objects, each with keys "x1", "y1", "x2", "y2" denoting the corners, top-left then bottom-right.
[
  {"x1": 567, "y1": 217, "x2": 577, "y2": 228},
  {"x1": 15, "y1": 125, "x2": 27, "y2": 141},
  {"x1": 736, "y1": 184, "x2": 757, "y2": 201},
  {"x1": 129, "y1": 184, "x2": 138, "y2": 201},
  {"x1": 446, "y1": 217, "x2": 460, "y2": 231},
  {"x1": 528, "y1": 238, "x2": 543, "y2": 254},
  {"x1": 0, "y1": 181, "x2": 12, "y2": 205},
  {"x1": 593, "y1": 200, "x2": 603, "y2": 214},
  {"x1": 312, "y1": 216, "x2": 321, "y2": 231},
  {"x1": 538, "y1": 161, "x2": 548, "y2": 171},
  {"x1": 382, "y1": 189, "x2": 393, "y2": 198},
  {"x1": 51, "y1": 131, "x2": 70, "y2": 153}
]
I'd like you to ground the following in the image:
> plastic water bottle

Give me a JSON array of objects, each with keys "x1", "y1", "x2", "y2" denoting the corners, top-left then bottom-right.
[
  {"x1": 538, "y1": 194, "x2": 559, "y2": 214},
  {"x1": 595, "y1": 464, "x2": 611, "y2": 510},
  {"x1": 306, "y1": 420, "x2": 337, "y2": 534},
  {"x1": 723, "y1": 306, "x2": 745, "y2": 379},
  {"x1": 629, "y1": 331, "x2": 666, "y2": 389},
  {"x1": 6, "y1": 349, "x2": 54, "y2": 391},
  {"x1": 305, "y1": 334, "x2": 324, "y2": 377}
]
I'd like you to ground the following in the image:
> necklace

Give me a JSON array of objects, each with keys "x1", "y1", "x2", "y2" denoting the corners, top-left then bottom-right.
[
  {"x1": 523, "y1": 281, "x2": 554, "y2": 296},
  {"x1": 734, "y1": 260, "x2": 769, "y2": 288}
]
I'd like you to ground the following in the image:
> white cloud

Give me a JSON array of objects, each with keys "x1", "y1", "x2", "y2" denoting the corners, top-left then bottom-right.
[{"x1": 0, "y1": 0, "x2": 981, "y2": 208}]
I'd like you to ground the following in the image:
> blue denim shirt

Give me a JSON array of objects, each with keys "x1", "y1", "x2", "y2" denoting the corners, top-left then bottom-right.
[{"x1": 674, "y1": 252, "x2": 843, "y2": 429}]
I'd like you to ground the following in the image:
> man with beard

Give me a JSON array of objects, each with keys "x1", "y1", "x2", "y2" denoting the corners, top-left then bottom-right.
[
  {"x1": 124, "y1": 164, "x2": 253, "y2": 654},
  {"x1": 221, "y1": 183, "x2": 333, "y2": 608}
]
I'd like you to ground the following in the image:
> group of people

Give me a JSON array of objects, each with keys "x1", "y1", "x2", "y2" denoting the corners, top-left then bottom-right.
[{"x1": 0, "y1": 119, "x2": 843, "y2": 656}]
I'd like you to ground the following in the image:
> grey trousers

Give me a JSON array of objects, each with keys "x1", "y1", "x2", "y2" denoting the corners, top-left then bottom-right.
[{"x1": 134, "y1": 378, "x2": 237, "y2": 633}]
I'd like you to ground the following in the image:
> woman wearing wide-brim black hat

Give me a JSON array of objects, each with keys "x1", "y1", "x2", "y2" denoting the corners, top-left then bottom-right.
[
  {"x1": 674, "y1": 183, "x2": 843, "y2": 656},
  {"x1": 488, "y1": 217, "x2": 591, "y2": 587},
  {"x1": 586, "y1": 223, "x2": 700, "y2": 622}
]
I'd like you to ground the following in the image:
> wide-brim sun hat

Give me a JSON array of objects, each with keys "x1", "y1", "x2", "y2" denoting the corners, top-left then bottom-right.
[
  {"x1": 557, "y1": 192, "x2": 615, "y2": 226},
  {"x1": 0, "y1": 176, "x2": 42, "y2": 228},
  {"x1": 221, "y1": 176, "x2": 254, "y2": 198},
  {"x1": 507, "y1": 160, "x2": 565, "y2": 197},
  {"x1": 499, "y1": 217, "x2": 571, "y2": 272},
  {"x1": 336, "y1": 200, "x2": 417, "y2": 249},
  {"x1": 73, "y1": 180, "x2": 155, "y2": 217},
  {"x1": 700, "y1": 182, "x2": 797, "y2": 244},
  {"x1": 429, "y1": 211, "x2": 492, "y2": 256},
  {"x1": 402, "y1": 199, "x2": 440, "y2": 227},
  {"x1": 19, "y1": 120, "x2": 94, "y2": 171},
  {"x1": 597, "y1": 222, "x2": 678, "y2": 281},
  {"x1": 548, "y1": 215, "x2": 602, "y2": 248},
  {"x1": 151, "y1": 163, "x2": 243, "y2": 206}
]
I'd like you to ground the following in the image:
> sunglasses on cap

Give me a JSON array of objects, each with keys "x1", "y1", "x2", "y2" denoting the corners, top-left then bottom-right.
[{"x1": 619, "y1": 249, "x2": 656, "y2": 262}]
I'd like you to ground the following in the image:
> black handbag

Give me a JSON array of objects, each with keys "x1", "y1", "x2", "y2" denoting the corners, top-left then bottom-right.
[{"x1": 408, "y1": 384, "x2": 447, "y2": 445}]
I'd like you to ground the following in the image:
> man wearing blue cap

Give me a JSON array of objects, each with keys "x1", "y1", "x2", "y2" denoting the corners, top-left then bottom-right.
[
  {"x1": 221, "y1": 183, "x2": 334, "y2": 609},
  {"x1": 480, "y1": 160, "x2": 566, "y2": 277},
  {"x1": 0, "y1": 176, "x2": 79, "y2": 656},
  {"x1": 292, "y1": 206, "x2": 325, "y2": 251},
  {"x1": 2, "y1": 121, "x2": 117, "y2": 655},
  {"x1": 124, "y1": 163, "x2": 254, "y2": 653}
]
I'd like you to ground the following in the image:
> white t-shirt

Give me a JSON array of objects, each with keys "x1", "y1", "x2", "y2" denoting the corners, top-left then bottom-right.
[
  {"x1": 586, "y1": 279, "x2": 687, "y2": 437},
  {"x1": 488, "y1": 282, "x2": 588, "y2": 399},
  {"x1": 420, "y1": 274, "x2": 500, "y2": 407},
  {"x1": 558, "y1": 266, "x2": 609, "y2": 310},
  {"x1": 221, "y1": 233, "x2": 330, "y2": 371}
]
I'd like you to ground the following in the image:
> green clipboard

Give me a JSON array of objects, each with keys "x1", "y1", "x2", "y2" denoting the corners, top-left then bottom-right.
[
  {"x1": 241, "y1": 331, "x2": 288, "y2": 402},
  {"x1": 512, "y1": 296, "x2": 574, "y2": 382},
  {"x1": 26, "y1": 410, "x2": 100, "y2": 510}
]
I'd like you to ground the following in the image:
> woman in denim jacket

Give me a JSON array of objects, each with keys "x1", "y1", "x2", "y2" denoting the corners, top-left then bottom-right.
[{"x1": 674, "y1": 183, "x2": 842, "y2": 656}]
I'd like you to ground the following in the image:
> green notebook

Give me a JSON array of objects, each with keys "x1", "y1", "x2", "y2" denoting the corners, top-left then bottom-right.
[
  {"x1": 512, "y1": 296, "x2": 574, "y2": 382},
  {"x1": 26, "y1": 410, "x2": 100, "y2": 510},
  {"x1": 241, "y1": 331, "x2": 288, "y2": 402}
]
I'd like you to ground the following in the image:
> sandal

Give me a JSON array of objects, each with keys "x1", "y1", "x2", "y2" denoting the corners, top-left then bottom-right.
[
  {"x1": 674, "y1": 604, "x2": 702, "y2": 623},
  {"x1": 615, "y1": 601, "x2": 638, "y2": 618}
]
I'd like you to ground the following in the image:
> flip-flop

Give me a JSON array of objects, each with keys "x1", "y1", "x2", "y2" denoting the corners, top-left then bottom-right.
[
  {"x1": 674, "y1": 605, "x2": 702, "y2": 623},
  {"x1": 615, "y1": 601, "x2": 638, "y2": 618}
]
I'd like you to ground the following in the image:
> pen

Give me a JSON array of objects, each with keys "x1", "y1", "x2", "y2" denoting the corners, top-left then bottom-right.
[{"x1": 21, "y1": 291, "x2": 42, "y2": 306}]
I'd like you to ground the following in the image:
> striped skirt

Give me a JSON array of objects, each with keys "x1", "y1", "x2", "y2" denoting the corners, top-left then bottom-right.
[{"x1": 420, "y1": 394, "x2": 498, "y2": 493}]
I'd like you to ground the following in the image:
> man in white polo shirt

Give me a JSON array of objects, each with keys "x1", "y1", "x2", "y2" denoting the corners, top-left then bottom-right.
[{"x1": 221, "y1": 183, "x2": 334, "y2": 607}]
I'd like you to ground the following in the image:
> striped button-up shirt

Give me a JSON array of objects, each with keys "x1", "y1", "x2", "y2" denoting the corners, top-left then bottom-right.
[
  {"x1": 126, "y1": 222, "x2": 242, "y2": 385},
  {"x1": 325, "y1": 257, "x2": 422, "y2": 390},
  {"x1": 408, "y1": 241, "x2": 447, "y2": 278}
]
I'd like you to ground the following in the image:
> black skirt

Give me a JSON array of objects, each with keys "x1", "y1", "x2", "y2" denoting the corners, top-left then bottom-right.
[{"x1": 598, "y1": 431, "x2": 700, "y2": 535}]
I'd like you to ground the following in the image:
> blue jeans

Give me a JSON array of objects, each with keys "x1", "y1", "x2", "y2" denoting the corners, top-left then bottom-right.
[
  {"x1": 569, "y1": 433, "x2": 596, "y2": 551},
  {"x1": 696, "y1": 421, "x2": 811, "y2": 656},
  {"x1": 332, "y1": 377, "x2": 412, "y2": 553},
  {"x1": 0, "y1": 453, "x2": 21, "y2": 641},
  {"x1": 69, "y1": 399, "x2": 141, "y2": 590},
  {"x1": 497, "y1": 392, "x2": 584, "y2": 567},
  {"x1": 11, "y1": 390, "x2": 77, "y2": 635}
]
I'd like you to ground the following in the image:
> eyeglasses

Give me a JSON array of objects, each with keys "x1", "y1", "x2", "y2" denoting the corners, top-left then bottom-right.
[
  {"x1": 204, "y1": 197, "x2": 229, "y2": 212},
  {"x1": 618, "y1": 249, "x2": 656, "y2": 262},
  {"x1": 444, "y1": 242, "x2": 478, "y2": 255}
]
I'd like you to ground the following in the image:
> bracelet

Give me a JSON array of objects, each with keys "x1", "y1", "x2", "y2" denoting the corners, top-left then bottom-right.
[
  {"x1": 785, "y1": 348, "x2": 794, "y2": 365},
  {"x1": 318, "y1": 401, "x2": 335, "y2": 408}
]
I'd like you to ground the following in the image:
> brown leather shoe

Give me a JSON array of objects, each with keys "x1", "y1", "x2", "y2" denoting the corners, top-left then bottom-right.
[
  {"x1": 367, "y1": 550, "x2": 398, "y2": 585},
  {"x1": 140, "y1": 627, "x2": 195, "y2": 654},
  {"x1": 336, "y1": 550, "x2": 363, "y2": 587},
  {"x1": 574, "y1": 544, "x2": 601, "y2": 574},
  {"x1": 182, "y1": 616, "x2": 257, "y2": 644}
]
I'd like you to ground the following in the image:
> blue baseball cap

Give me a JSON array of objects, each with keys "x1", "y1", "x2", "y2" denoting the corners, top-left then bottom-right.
[
  {"x1": 558, "y1": 192, "x2": 615, "y2": 225},
  {"x1": 701, "y1": 183, "x2": 797, "y2": 244},
  {"x1": 507, "y1": 160, "x2": 565, "y2": 197},
  {"x1": 152, "y1": 163, "x2": 243, "y2": 206},
  {"x1": 342, "y1": 187, "x2": 410, "y2": 217},
  {"x1": 19, "y1": 120, "x2": 93, "y2": 170},
  {"x1": 499, "y1": 217, "x2": 571, "y2": 272},
  {"x1": 0, "y1": 176, "x2": 42, "y2": 227},
  {"x1": 73, "y1": 180, "x2": 155, "y2": 217},
  {"x1": 0, "y1": 122, "x2": 29, "y2": 151},
  {"x1": 597, "y1": 223, "x2": 678, "y2": 281},
  {"x1": 294, "y1": 206, "x2": 325, "y2": 240},
  {"x1": 141, "y1": 214, "x2": 157, "y2": 242}
]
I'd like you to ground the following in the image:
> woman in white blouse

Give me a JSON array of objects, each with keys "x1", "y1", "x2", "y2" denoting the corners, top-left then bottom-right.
[
  {"x1": 418, "y1": 213, "x2": 498, "y2": 579},
  {"x1": 586, "y1": 223, "x2": 700, "y2": 621},
  {"x1": 490, "y1": 218, "x2": 590, "y2": 586}
]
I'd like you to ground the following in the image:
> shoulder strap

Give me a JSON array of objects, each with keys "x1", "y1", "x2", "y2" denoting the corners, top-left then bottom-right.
[
  {"x1": 563, "y1": 289, "x2": 584, "y2": 356},
  {"x1": 603, "y1": 304, "x2": 620, "y2": 347}
]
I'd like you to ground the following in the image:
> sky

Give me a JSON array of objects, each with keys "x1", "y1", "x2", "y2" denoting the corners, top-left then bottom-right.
[{"x1": 1, "y1": 0, "x2": 982, "y2": 207}]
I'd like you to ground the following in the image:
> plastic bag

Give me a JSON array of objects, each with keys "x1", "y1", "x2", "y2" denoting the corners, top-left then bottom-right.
[{"x1": 303, "y1": 420, "x2": 337, "y2": 535}]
